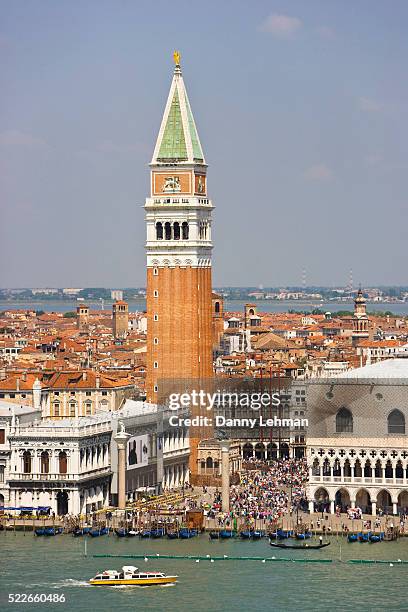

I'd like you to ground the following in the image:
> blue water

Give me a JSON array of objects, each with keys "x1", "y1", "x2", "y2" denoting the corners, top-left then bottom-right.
[
  {"x1": 1, "y1": 299, "x2": 407, "y2": 315},
  {"x1": 0, "y1": 532, "x2": 407, "y2": 611}
]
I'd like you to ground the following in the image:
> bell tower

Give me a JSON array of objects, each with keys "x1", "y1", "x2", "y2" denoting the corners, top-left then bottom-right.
[
  {"x1": 145, "y1": 52, "x2": 214, "y2": 409},
  {"x1": 352, "y1": 287, "x2": 369, "y2": 346}
]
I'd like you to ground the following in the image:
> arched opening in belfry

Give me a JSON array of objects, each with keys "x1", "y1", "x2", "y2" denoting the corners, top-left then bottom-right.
[
  {"x1": 164, "y1": 222, "x2": 172, "y2": 240},
  {"x1": 173, "y1": 222, "x2": 180, "y2": 240},
  {"x1": 155, "y1": 222, "x2": 163, "y2": 240},
  {"x1": 182, "y1": 222, "x2": 189, "y2": 240}
]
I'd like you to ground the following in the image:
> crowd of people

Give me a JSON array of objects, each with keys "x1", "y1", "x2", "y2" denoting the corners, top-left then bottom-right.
[{"x1": 205, "y1": 458, "x2": 308, "y2": 526}]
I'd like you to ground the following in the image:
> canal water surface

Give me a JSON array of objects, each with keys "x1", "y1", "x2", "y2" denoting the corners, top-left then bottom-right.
[{"x1": 1, "y1": 532, "x2": 407, "y2": 611}]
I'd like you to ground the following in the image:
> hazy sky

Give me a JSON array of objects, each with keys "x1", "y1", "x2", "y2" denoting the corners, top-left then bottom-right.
[{"x1": 1, "y1": 0, "x2": 407, "y2": 288}]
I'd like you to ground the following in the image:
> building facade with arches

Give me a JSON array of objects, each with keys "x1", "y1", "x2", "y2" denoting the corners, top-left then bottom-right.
[
  {"x1": 306, "y1": 359, "x2": 408, "y2": 515},
  {"x1": 1, "y1": 398, "x2": 191, "y2": 514},
  {"x1": 6, "y1": 414, "x2": 112, "y2": 515}
]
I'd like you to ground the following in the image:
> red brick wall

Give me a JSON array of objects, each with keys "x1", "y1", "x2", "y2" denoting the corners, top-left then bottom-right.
[{"x1": 146, "y1": 265, "x2": 214, "y2": 474}]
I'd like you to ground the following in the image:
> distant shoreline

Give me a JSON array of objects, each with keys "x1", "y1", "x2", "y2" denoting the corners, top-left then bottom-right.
[{"x1": 1, "y1": 299, "x2": 407, "y2": 316}]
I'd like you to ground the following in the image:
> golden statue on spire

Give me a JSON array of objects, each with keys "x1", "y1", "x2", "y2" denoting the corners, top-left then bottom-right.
[{"x1": 173, "y1": 50, "x2": 181, "y2": 66}]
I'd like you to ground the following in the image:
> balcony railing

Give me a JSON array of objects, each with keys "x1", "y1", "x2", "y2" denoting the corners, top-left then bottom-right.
[
  {"x1": 9, "y1": 422, "x2": 112, "y2": 438},
  {"x1": 310, "y1": 475, "x2": 407, "y2": 485},
  {"x1": 9, "y1": 467, "x2": 111, "y2": 482}
]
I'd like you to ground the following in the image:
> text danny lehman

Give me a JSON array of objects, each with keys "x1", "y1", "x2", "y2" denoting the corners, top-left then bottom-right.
[{"x1": 169, "y1": 415, "x2": 309, "y2": 428}]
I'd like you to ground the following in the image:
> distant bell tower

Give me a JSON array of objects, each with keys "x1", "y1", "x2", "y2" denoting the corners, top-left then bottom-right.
[
  {"x1": 352, "y1": 288, "x2": 369, "y2": 346},
  {"x1": 145, "y1": 52, "x2": 213, "y2": 397},
  {"x1": 76, "y1": 305, "x2": 89, "y2": 331},
  {"x1": 113, "y1": 300, "x2": 129, "y2": 339}
]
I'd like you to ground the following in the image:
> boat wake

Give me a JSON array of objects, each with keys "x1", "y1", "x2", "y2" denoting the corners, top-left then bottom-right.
[
  {"x1": 24, "y1": 579, "x2": 91, "y2": 590},
  {"x1": 53, "y1": 579, "x2": 91, "y2": 588},
  {"x1": 111, "y1": 584, "x2": 177, "y2": 589}
]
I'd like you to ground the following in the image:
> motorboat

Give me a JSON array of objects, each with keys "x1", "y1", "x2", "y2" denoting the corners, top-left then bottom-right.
[{"x1": 89, "y1": 566, "x2": 177, "y2": 586}]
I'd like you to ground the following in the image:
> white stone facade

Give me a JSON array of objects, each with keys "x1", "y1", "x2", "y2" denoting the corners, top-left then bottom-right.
[
  {"x1": 5, "y1": 417, "x2": 112, "y2": 515},
  {"x1": 145, "y1": 195, "x2": 213, "y2": 268},
  {"x1": 306, "y1": 359, "x2": 408, "y2": 515}
]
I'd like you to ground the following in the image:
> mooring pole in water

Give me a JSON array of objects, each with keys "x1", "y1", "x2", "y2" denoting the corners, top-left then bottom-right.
[{"x1": 84, "y1": 537, "x2": 87, "y2": 557}]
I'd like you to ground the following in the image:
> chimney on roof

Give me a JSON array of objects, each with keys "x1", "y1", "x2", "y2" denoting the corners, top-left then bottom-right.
[
  {"x1": 16, "y1": 378, "x2": 20, "y2": 392},
  {"x1": 83, "y1": 371, "x2": 87, "y2": 381},
  {"x1": 96, "y1": 375, "x2": 100, "y2": 389},
  {"x1": 22, "y1": 371, "x2": 27, "y2": 382}
]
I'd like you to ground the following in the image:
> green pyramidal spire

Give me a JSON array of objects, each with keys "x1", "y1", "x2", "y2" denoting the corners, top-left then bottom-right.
[
  {"x1": 157, "y1": 88, "x2": 187, "y2": 161},
  {"x1": 152, "y1": 58, "x2": 205, "y2": 165}
]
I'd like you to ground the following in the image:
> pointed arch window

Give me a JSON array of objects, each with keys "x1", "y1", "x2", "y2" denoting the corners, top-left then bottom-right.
[
  {"x1": 322, "y1": 458, "x2": 331, "y2": 476},
  {"x1": 363, "y1": 460, "x2": 372, "y2": 478},
  {"x1": 385, "y1": 460, "x2": 393, "y2": 478},
  {"x1": 388, "y1": 409, "x2": 405, "y2": 434},
  {"x1": 336, "y1": 408, "x2": 353, "y2": 433},
  {"x1": 396, "y1": 460, "x2": 404, "y2": 479},
  {"x1": 333, "y1": 459, "x2": 341, "y2": 476}
]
